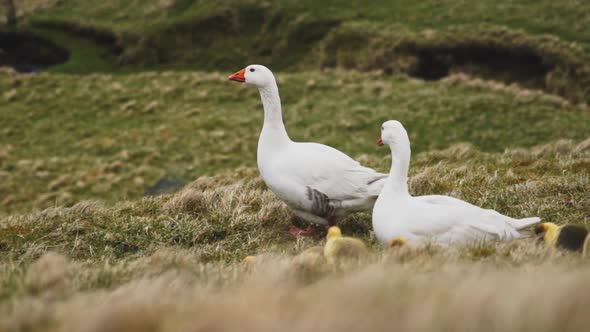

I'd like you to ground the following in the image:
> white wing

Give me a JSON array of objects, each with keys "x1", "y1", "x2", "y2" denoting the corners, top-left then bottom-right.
[
  {"x1": 405, "y1": 200, "x2": 523, "y2": 244},
  {"x1": 415, "y1": 194, "x2": 476, "y2": 208},
  {"x1": 276, "y1": 142, "x2": 387, "y2": 201}
]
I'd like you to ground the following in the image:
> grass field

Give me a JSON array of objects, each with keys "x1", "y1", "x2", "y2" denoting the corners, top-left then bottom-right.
[
  {"x1": 1, "y1": 1, "x2": 590, "y2": 331},
  {"x1": 2, "y1": 68, "x2": 589, "y2": 213}
]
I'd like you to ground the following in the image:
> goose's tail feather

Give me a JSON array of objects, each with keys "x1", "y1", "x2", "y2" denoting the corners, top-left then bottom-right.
[{"x1": 511, "y1": 217, "x2": 541, "y2": 230}]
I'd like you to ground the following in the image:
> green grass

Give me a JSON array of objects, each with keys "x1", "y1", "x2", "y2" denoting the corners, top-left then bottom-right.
[
  {"x1": 4, "y1": 0, "x2": 588, "y2": 105},
  {"x1": 28, "y1": 27, "x2": 121, "y2": 73},
  {"x1": 1, "y1": 69, "x2": 589, "y2": 213}
]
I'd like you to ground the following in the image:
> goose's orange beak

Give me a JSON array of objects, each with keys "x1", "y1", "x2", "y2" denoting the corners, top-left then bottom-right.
[
  {"x1": 377, "y1": 138, "x2": 384, "y2": 146},
  {"x1": 228, "y1": 68, "x2": 246, "y2": 83}
]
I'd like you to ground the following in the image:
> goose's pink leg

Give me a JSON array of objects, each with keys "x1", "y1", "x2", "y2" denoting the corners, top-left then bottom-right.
[{"x1": 288, "y1": 224, "x2": 317, "y2": 237}]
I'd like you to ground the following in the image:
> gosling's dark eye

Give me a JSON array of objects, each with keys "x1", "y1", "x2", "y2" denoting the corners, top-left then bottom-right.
[{"x1": 250, "y1": 68, "x2": 255, "y2": 72}]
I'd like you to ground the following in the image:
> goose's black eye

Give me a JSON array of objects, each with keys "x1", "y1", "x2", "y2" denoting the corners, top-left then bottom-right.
[
  {"x1": 381, "y1": 126, "x2": 384, "y2": 130},
  {"x1": 250, "y1": 68, "x2": 255, "y2": 72}
]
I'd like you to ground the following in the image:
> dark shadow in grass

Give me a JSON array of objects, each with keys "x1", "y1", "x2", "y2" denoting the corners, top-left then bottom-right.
[
  {"x1": 0, "y1": 30, "x2": 69, "y2": 72},
  {"x1": 321, "y1": 26, "x2": 590, "y2": 104},
  {"x1": 145, "y1": 175, "x2": 188, "y2": 197},
  {"x1": 408, "y1": 44, "x2": 553, "y2": 90}
]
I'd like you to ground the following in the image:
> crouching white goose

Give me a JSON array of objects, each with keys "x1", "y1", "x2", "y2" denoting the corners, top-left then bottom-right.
[
  {"x1": 229, "y1": 65, "x2": 387, "y2": 236},
  {"x1": 372, "y1": 120, "x2": 540, "y2": 245}
]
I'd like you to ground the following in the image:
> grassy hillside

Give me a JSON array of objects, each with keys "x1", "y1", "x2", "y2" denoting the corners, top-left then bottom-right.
[
  {"x1": 2, "y1": 0, "x2": 589, "y2": 104},
  {"x1": 2, "y1": 1, "x2": 590, "y2": 330},
  {"x1": 2, "y1": 139, "x2": 590, "y2": 261},
  {"x1": 20, "y1": 0, "x2": 590, "y2": 52},
  {"x1": 1, "y1": 67, "x2": 589, "y2": 329},
  {"x1": 1, "y1": 137, "x2": 590, "y2": 330},
  {"x1": 1, "y1": 68, "x2": 589, "y2": 213}
]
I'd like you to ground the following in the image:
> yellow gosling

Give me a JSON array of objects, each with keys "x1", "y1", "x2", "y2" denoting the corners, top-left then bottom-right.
[
  {"x1": 291, "y1": 246, "x2": 327, "y2": 281},
  {"x1": 323, "y1": 226, "x2": 368, "y2": 265},
  {"x1": 389, "y1": 237, "x2": 408, "y2": 248},
  {"x1": 242, "y1": 256, "x2": 257, "y2": 264},
  {"x1": 297, "y1": 246, "x2": 325, "y2": 262},
  {"x1": 292, "y1": 246, "x2": 325, "y2": 268},
  {"x1": 534, "y1": 223, "x2": 560, "y2": 247},
  {"x1": 535, "y1": 223, "x2": 589, "y2": 252}
]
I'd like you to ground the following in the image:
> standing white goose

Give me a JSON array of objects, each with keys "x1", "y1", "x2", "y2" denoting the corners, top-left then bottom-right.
[
  {"x1": 372, "y1": 120, "x2": 540, "y2": 245},
  {"x1": 228, "y1": 65, "x2": 387, "y2": 236}
]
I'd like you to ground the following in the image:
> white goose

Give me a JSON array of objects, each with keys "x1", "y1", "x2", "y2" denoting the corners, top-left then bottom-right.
[
  {"x1": 229, "y1": 65, "x2": 387, "y2": 236},
  {"x1": 372, "y1": 120, "x2": 540, "y2": 245}
]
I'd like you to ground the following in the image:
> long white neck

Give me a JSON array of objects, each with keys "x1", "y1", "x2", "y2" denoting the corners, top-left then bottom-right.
[
  {"x1": 258, "y1": 83, "x2": 290, "y2": 148},
  {"x1": 384, "y1": 143, "x2": 411, "y2": 196}
]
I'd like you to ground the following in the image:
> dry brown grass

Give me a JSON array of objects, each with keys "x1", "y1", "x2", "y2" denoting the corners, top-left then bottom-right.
[
  {"x1": 1, "y1": 241, "x2": 590, "y2": 332},
  {"x1": 1, "y1": 137, "x2": 589, "y2": 262},
  {"x1": 0, "y1": 137, "x2": 589, "y2": 331}
]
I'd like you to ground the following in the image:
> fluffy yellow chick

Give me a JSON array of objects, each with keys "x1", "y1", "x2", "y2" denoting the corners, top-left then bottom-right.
[
  {"x1": 389, "y1": 237, "x2": 408, "y2": 248},
  {"x1": 241, "y1": 255, "x2": 258, "y2": 270},
  {"x1": 290, "y1": 246, "x2": 328, "y2": 281},
  {"x1": 323, "y1": 226, "x2": 368, "y2": 265},
  {"x1": 294, "y1": 246, "x2": 325, "y2": 265},
  {"x1": 242, "y1": 255, "x2": 257, "y2": 264},
  {"x1": 535, "y1": 223, "x2": 589, "y2": 253}
]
